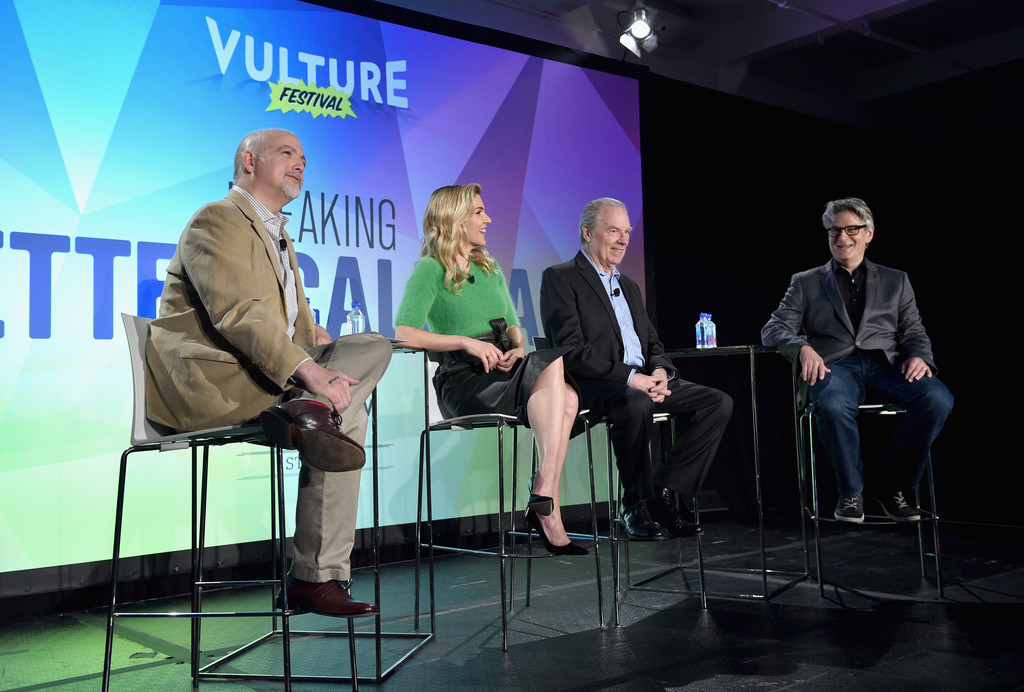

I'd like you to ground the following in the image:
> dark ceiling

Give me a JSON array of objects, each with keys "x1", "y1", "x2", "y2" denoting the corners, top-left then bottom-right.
[{"x1": 371, "y1": 0, "x2": 1024, "y2": 148}]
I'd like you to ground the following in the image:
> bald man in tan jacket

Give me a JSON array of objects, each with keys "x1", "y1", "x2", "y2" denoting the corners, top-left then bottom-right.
[{"x1": 146, "y1": 129, "x2": 392, "y2": 616}]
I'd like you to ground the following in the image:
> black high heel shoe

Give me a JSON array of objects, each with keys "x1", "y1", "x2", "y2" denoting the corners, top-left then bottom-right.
[
  {"x1": 527, "y1": 473, "x2": 553, "y2": 515},
  {"x1": 524, "y1": 509, "x2": 588, "y2": 556}
]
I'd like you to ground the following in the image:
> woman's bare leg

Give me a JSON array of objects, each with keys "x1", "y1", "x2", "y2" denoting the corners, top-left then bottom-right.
[{"x1": 526, "y1": 357, "x2": 578, "y2": 546}]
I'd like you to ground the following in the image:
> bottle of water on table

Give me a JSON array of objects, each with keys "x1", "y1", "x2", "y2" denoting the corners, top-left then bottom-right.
[
  {"x1": 695, "y1": 313, "x2": 707, "y2": 349},
  {"x1": 346, "y1": 301, "x2": 366, "y2": 334}
]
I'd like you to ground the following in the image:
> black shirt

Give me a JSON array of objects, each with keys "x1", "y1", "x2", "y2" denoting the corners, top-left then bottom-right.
[
  {"x1": 832, "y1": 259, "x2": 889, "y2": 367},
  {"x1": 832, "y1": 259, "x2": 866, "y2": 331}
]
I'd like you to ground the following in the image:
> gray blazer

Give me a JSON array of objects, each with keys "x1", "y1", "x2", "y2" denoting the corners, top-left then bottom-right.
[{"x1": 761, "y1": 259, "x2": 936, "y2": 371}]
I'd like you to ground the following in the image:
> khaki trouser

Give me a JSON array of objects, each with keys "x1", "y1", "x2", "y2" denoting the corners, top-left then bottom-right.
[{"x1": 287, "y1": 332, "x2": 392, "y2": 582}]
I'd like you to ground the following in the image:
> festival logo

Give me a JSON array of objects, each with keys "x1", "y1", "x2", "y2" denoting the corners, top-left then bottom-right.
[
  {"x1": 268, "y1": 81, "x2": 356, "y2": 119},
  {"x1": 206, "y1": 15, "x2": 409, "y2": 122}
]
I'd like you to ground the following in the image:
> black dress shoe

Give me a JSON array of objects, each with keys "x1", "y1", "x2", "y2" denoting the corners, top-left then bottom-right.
[
  {"x1": 651, "y1": 487, "x2": 702, "y2": 538},
  {"x1": 620, "y1": 495, "x2": 671, "y2": 541},
  {"x1": 282, "y1": 574, "x2": 379, "y2": 617},
  {"x1": 260, "y1": 400, "x2": 364, "y2": 472}
]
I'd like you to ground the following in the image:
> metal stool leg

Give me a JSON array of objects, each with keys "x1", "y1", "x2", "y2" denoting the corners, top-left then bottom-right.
[
  {"x1": 524, "y1": 441, "x2": 539, "y2": 608},
  {"x1": 692, "y1": 495, "x2": 707, "y2": 610},
  {"x1": 795, "y1": 404, "x2": 826, "y2": 596},
  {"x1": 927, "y1": 460, "x2": 943, "y2": 597},
  {"x1": 347, "y1": 618, "x2": 358, "y2": 691},
  {"x1": 414, "y1": 428, "x2": 437, "y2": 637},
  {"x1": 806, "y1": 408, "x2": 826, "y2": 597},
  {"x1": 584, "y1": 419, "x2": 605, "y2": 629},
  {"x1": 191, "y1": 447, "x2": 207, "y2": 686},
  {"x1": 916, "y1": 459, "x2": 943, "y2": 598},
  {"x1": 606, "y1": 432, "x2": 621, "y2": 626},
  {"x1": 508, "y1": 424, "x2": 519, "y2": 613},
  {"x1": 101, "y1": 450, "x2": 132, "y2": 692},
  {"x1": 498, "y1": 423, "x2": 509, "y2": 651},
  {"x1": 271, "y1": 446, "x2": 293, "y2": 691},
  {"x1": 794, "y1": 401, "x2": 812, "y2": 582}
]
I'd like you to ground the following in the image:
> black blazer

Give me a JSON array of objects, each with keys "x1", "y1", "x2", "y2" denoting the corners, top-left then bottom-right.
[
  {"x1": 540, "y1": 251, "x2": 673, "y2": 383},
  {"x1": 761, "y1": 259, "x2": 936, "y2": 370}
]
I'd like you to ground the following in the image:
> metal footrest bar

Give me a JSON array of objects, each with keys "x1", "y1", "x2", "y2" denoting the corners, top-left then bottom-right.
[
  {"x1": 198, "y1": 628, "x2": 433, "y2": 685},
  {"x1": 627, "y1": 564, "x2": 809, "y2": 601}
]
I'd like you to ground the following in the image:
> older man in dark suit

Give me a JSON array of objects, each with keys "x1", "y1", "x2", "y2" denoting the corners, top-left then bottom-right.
[
  {"x1": 540, "y1": 198, "x2": 732, "y2": 540},
  {"x1": 762, "y1": 197, "x2": 953, "y2": 523}
]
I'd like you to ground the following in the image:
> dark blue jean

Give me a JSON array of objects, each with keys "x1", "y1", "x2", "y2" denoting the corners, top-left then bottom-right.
[{"x1": 808, "y1": 352, "x2": 953, "y2": 497}]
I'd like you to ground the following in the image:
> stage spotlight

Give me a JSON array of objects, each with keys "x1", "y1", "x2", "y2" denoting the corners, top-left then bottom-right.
[{"x1": 619, "y1": 7, "x2": 658, "y2": 58}]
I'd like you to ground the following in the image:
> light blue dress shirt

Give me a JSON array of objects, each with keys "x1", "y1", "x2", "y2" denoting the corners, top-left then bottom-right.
[{"x1": 580, "y1": 250, "x2": 645, "y2": 383}]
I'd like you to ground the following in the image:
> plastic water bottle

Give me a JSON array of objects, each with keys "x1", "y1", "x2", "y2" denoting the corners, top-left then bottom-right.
[
  {"x1": 706, "y1": 313, "x2": 718, "y2": 348},
  {"x1": 346, "y1": 301, "x2": 366, "y2": 334},
  {"x1": 305, "y1": 297, "x2": 320, "y2": 325},
  {"x1": 695, "y1": 313, "x2": 707, "y2": 349}
]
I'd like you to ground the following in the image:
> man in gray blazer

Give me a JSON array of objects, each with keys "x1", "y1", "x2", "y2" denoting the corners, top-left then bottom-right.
[
  {"x1": 541, "y1": 198, "x2": 732, "y2": 540},
  {"x1": 762, "y1": 198, "x2": 953, "y2": 523}
]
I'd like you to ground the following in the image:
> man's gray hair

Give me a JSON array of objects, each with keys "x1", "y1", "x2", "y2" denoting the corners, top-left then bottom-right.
[
  {"x1": 232, "y1": 130, "x2": 272, "y2": 184},
  {"x1": 579, "y1": 197, "x2": 628, "y2": 244},
  {"x1": 823, "y1": 197, "x2": 874, "y2": 230}
]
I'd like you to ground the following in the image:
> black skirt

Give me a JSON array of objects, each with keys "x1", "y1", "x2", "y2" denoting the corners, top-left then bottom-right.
[{"x1": 432, "y1": 337, "x2": 574, "y2": 428}]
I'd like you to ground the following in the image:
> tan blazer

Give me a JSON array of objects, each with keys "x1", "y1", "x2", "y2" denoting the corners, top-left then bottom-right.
[{"x1": 146, "y1": 189, "x2": 315, "y2": 431}]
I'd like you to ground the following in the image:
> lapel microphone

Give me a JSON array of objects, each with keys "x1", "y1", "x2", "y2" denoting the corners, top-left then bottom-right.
[
  {"x1": 467, "y1": 275, "x2": 475, "y2": 283},
  {"x1": 610, "y1": 287, "x2": 620, "y2": 298},
  {"x1": 279, "y1": 238, "x2": 287, "y2": 251}
]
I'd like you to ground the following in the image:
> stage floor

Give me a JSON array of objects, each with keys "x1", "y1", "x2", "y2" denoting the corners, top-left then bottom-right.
[{"x1": 3, "y1": 516, "x2": 1022, "y2": 691}]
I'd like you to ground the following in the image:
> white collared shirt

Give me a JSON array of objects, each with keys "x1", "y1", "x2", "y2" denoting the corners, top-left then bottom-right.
[{"x1": 234, "y1": 185, "x2": 299, "y2": 339}]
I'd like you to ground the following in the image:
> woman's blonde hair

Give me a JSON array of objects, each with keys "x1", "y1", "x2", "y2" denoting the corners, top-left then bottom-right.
[{"x1": 420, "y1": 183, "x2": 497, "y2": 294}]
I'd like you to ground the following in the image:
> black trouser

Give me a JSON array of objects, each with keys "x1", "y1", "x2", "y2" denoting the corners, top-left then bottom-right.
[{"x1": 580, "y1": 377, "x2": 733, "y2": 500}]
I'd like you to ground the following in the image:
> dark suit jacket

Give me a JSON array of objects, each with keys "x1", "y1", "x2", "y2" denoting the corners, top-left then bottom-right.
[
  {"x1": 761, "y1": 259, "x2": 936, "y2": 370},
  {"x1": 540, "y1": 251, "x2": 672, "y2": 383}
]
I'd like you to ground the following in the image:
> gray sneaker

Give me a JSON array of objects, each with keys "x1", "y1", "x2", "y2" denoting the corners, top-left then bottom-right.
[
  {"x1": 834, "y1": 493, "x2": 864, "y2": 523},
  {"x1": 875, "y1": 490, "x2": 921, "y2": 522}
]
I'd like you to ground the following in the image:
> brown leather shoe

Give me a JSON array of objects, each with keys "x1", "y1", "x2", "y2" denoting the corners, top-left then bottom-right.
[
  {"x1": 260, "y1": 400, "x2": 365, "y2": 472},
  {"x1": 284, "y1": 575, "x2": 379, "y2": 617}
]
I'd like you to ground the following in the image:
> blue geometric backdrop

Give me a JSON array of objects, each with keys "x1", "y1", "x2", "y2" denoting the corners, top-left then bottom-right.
[{"x1": 0, "y1": 0, "x2": 642, "y2": 576}]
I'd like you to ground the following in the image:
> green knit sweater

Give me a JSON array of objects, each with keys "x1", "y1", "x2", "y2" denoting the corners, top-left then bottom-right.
[{"x1": 395, "y1": 256, "x2": 520, "y2": 337}]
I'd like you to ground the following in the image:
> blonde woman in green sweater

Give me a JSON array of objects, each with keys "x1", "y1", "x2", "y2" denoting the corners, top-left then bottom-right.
[{"x1": 396, "y1": 184, "x2": 586, "y2": 555}]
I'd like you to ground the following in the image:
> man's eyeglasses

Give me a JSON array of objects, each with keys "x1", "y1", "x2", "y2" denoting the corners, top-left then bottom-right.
[{"x1": 826, "y1": 224, "x2": 868, "y2": 238}]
